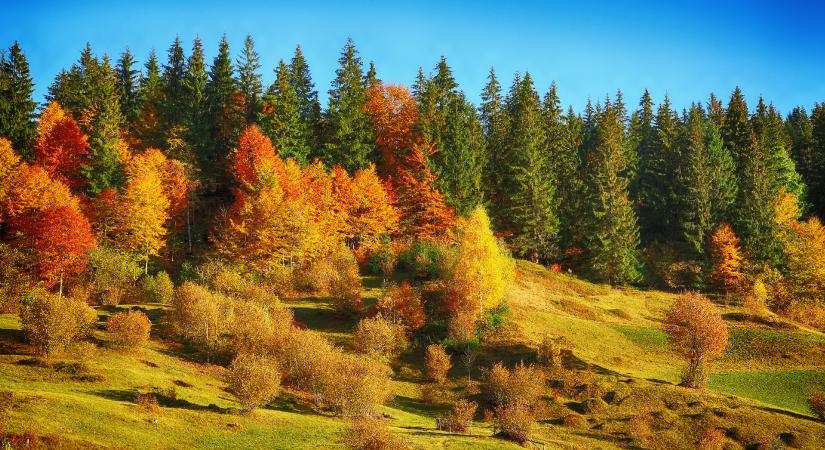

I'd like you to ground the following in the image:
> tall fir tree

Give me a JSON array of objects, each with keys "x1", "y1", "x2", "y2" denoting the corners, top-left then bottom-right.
[
  {"x1": 81, "y1": 54, "x2": 125, "y2": 194},
  {"x1": 751, "y1": 98, "x2": 806, "y2": 208},
  {"x1": 161, "y1": 36, "x2": 188, "y2": 136},
  {"x1": 0, "y1": 41, "x2": 37, "y2": 159},
  {"x1": 204, "y1": 35, "x2": 243, "y2": 176},
  {"x1": 500, "y1": 72, "x2": 558, "y2": 261},
  {"x1": 237, "y1": 35, "x2": 263, "y2": 124},
  {"x1": 803, "y1": 104, "x2": 825, "y2": 217},
  {"x1": 260, "y1": 60, "x2": 308, "y2": 163},
  {"x1": 115, "y1": 48, "x2": 141, "y2": 130},
  {"x1": 288, "y1": 45, "x2": 321, "y2": 153},
  {"x1": 321, "y1": 38, "x2": 375, "y2": 172},
  {"x1": 479, "y1": 67, "x2": 509, "y2": 213},
  {"x1": 182, "y1": 37, "x2": 208, "y2": 161},
  {"x1": 134, "y1": 50, "x2": 166, "y2": 149},
  {"x1": 581, "y1": 98, "x2": 642, "y2": 284}
]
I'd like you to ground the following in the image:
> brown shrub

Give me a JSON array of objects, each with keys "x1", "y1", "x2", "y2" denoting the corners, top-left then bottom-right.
[
  {"x1": 341, "y1": 417, "x2": 408, "y2": 450},
  {"x1": 227, "y1": 353, "x2": 281, "y2": 412},
  {"x1": 229, "y1": 300, "x2": 293, "y2": 357},
  {"x1": 425, "y1": 344, "x2": 451, "y2": 385},
  {"x1": 436, "y1": 399, "x2": 477, "y2": 433},
  {"x1": 809, "y1": 391, "x2": 825, "y2": 421},
  {"x1": 329, "y1": 248, "x2": 364, "y2": 316},
  {"x1": 562, "y1": 413, "x2": 586, "y2": 428},
  {"x1": 421, "y1": 383, "x2": 453, "y2": 405},
  {"x1": 665, "y1": 292, "x2": 729, "y2": 388},
  {"x1": 276, "y1": 328, "x2": 339, "y2": 399},
  {"x1": 19, "y1": 289, "x2": 97, "y2": 355},
  {"x1": 626, "y1": 411, "x2": 653, "y2": 446},
  {"x1": 136, "y1": 392, "x2": 160, "y2": 413},
  {"x1": 483, "y1": 362, "x2": 545, "y2": 407},
  {"x1": 698, "y1": 427, "x2": 727, "y2": 450},
  {"x1": 106, "y1": 310, "x2": 151, "y2": 350},
  {"x1": 353, "y1": 315, "x2": 408, "y2": 360},
  {"x1": 536, "y1": 336, "x2": 562, "y2": 369},
  {"x1": 171, "y1": 282, "x2": 231, "y2": 350},
  {"x1": 376, "y1": 282, "x2": 425, "y2": 333},
  {"x1": 322, "y1": 353, "x2": 392, "y2": 416},
  {"x1": 493, "y1": 402, "x2": 533, "y2": 443}
]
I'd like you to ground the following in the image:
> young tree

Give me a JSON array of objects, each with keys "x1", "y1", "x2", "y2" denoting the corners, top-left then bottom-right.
[
  {"x1": 708, "y1": 223, "x2": 744, "y2": 294},
  {"x1": 425, "y1": 343, "x2": 451, "y2": 385},
  {"x1": 665, "y1": 292, "x2": 729, "y2": 388},
  {"x1": 19, "y1": 289, "x2": 97, "y2": 355},
  {"x1": 783, "y1": 217, "x2": 825, "y2": 303},
  {"x1": 0, "y1": 42, "x2": 37, "y2": 159},
  {"x1": 34, "y1": 102, "x2": 90, "y2": 190},
  {"x1": 227, "y1": 353, "x2": 281, "y2": 412}
]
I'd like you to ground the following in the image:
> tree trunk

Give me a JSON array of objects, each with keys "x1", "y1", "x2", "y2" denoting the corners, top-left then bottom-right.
[{"x1": 59, "y1": 268, "x2": 64, "y2": 298}]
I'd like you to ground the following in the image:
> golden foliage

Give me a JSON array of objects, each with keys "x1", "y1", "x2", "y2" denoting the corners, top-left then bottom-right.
[
  {"x1": 708, "y1": 223, "x2": 744, "y2": 293},
  {"x1": 227, "y1": 353, "x2": 281, "y2": 412},
  {"x1": 665, "y1": 292, "x2": 729, "y2": 388},
  {"x1": 106, "y1": 310, "x2": 151, "y2": 350}
]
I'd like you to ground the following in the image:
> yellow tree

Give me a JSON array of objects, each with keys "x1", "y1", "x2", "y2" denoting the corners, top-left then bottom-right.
[
  {"x1": 117, "y1": 151, "x2": 170, "y2": 273},
  {"x1": 784, "y1": 217, "x2": 825, "y2": 303},
  {"x1": 708, "y1": 223, "x2": 744, "y2": 294},
  {"x1": 348, "y1": 164, "x2": 399, "y2": 247},
  {"x1": 449, "y1": 206, "x2": 515, "y2": 321}
]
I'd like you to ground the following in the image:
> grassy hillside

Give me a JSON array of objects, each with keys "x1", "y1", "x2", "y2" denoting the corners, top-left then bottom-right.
[{"x1": 0, "y1": 261, "x2": 823, "y2": 449}]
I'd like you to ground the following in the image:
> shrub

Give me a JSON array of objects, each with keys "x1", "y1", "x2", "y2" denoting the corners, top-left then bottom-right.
[
  {"x1": 170, "y1": 282, "x2": 231, "y2": 350},
  {"x1": 106, "y1": 310, "x2": 151, "y2": 350},
  {"x1": 328, "y1": 247, "x2": 363, "y2": 316},
  {"x1": 229, "y1": 301, "x2": 293, "y2": 357},
  {"x1": 142, "y1": 271, "x2": 174, "y2": 304},
  {"x1": 87, "y1": 247, "x2": 142, "y2": 305},
  {"x1": 493, "y1": 402, "x2": 533, "y2": 443},
  {"x1": 537, "y1": 336, "x2": 563, "y2": 369},
  {"x1": 483, "y1": 362, "x2": 510, "y2": 406},
  {"x1": 698, "y1": 427, "x2": 726, "y2": 450},
  {"x1": 341, "y1": 417, "x2": 407, "y2": 450},
  {"x1": 0, "y1": 243, "x2": 34, "y2": 313},
  {"x1": 323, "y1": 353, "x2": 392, "y2": 416},
  {"x1": 436, "y1": 399, "x2": 477, "y2": 433},
  {"x1": 277, "y1": 328, "x2": 340, "y2": 400},
  {"x1": 353, "y1": 315, "x2": 408, "y2": 360},
  {"x1": 136, "y1": 392, "x2": 160, "y2": 413},
  {"x1": 562, "y1": 413, "x2": 586, "y2": 428},
  {"x1": 626, "y1": 411, "x2": 653, "y2": 445},
  {"x1": 809, "y1": 391, "x2": 825, "y2": 421},
  {"x1": 396, "y1": 240, "x2": 448, "y2": 279},
  {"x1": 366, "y1": 236, "x2": 396, "y2": 280},
  {"x1": 227, "y1": 353, "x2": 281, "y2": 412},
  {"x1": 19, "y1": 289, "x2": 97, "y2": 355},
  {"x1": 425, "y1": 344, "x2": 451, "y2": 384},
  {"x1": 664, "y1": 292, "x2": 729, "y2": 388},
  {"x1": 483, "y1": 362, "x2": 545, "y2": 408},
  {"x1": 376, "y1": 282, "x2": 425, "y2": 333}
]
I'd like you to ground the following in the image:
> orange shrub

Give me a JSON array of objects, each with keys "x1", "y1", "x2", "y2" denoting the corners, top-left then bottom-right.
[
  {"x1": 376, "y1": 282, "x2": 425, "y2": 333},
  {"x1": 425, "y1": 344, "x2": 451, "y2": 384},
  {"x1": 493, "y1": 402, "x2": 533, "y2": 443},
  {"x1": 483, "y1": 362, "x2": 545, "y2": 407},
  {"x1": 227, "y1": 353, "x2": 281, "y2": 412},
  {"x1": 809, "y1": 392, "x2": 825, "y2": 421},
  {"x1": 229, "y1": 300, "x2": 293, "y2": 357},
  {"x1": 106, "y1": 310, "x2": 151, "y2": 350},
  {"x1": 341, "y1": 417, "x2": 407, "y2": 450},
  {"x1": 436, "y1": 399, "x2": 477, "y2": 433},
  {"x1": 353, "y1": 315, "x2": 408, "y2": 360},
  {"x1": 322, "y1": 353, "x2": 393, "y2": 417},
  {"x1": 698, "y1": 427, "x2": 726, "y2": 450},
  {"x1": 665, "y1": 292, "x2": 729, "y2": 388}
]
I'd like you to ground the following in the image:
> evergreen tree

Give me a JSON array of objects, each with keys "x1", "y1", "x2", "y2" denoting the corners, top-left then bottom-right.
[
  {"x1": 182, "y1": 37, "x2": 208, "y2": 161},
  {"x1": 751, "y1": 98, "x2": 806, "y2": 208},
  {"x1": 582, "y1": 98, "x2": 642, "y2": 284},
  {"x1": 804, "y1": 104, "x2": 825, "y2": 217},
  {"x1": 722, "y1": 86, "x2": 753, "y2": 174},
  {"x1": 162, "y1": 36, "x2": 187, "y2": 135},
  {"x1": 204, "y1": 35, "x2": 243, "y2": 173},
  {"x1": 707, "y1": 93, "x2": 725, "y2": 129},
  {"x1": 479, "y1": 67, "x2": 509, "y2": 213},
  {"x1": 288, "y1": 45, "x2": 321, "y2": 152},
  {"x1": 0, "y1": 41, "x2": 37, "y2": 159},
  {"x1": 237, "y1": 35, "x2": 262, "y2": 124},
  {"x1": 260, "y1": 60, "x2": 308, "y2": 163},
  {"x1": 500, "y1": 73, "x2": 557, "y2": 261},
  {"x1": 81, "y1": 54, "x2": 125, "y2": 194},
  {"x1": 134, "y1": 50, "x2": 165, "y2": 149},
  {"x1": 364, "y1": 61, "x2": 379, "y2": 90},
  {"x1": 627, "y1": 89, "x2": 655, "y2": 202},
  {"x1": 115, "y1": 48, "x2": 141, "y2": 129},
  {"x1": 321, "y1": 38, "x2": 375, "y2": 172}
]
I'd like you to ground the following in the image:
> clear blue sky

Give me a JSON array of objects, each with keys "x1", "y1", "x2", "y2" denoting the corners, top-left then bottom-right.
[{"x1": 3, "y1": 0, "x2": 825, "y2": 114}]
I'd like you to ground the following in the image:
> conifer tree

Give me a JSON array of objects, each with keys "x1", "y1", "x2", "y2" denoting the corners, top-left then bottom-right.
[
  {"x1": 116, "y1": 48, "x2": 141, "y2": 129},
  {"x1": 627, "y1": 90, "x2": 655, "y2": 202},
  {"x1": 237, "y1": 35, "x2": 263, "y2": 124},
  {"x1": 162, "y1": 36, "x2": 188, "y2": 135},
  {"x1": 134, "y1": 50, "x2": 165, "y2": 150},
  {"x1": 555, "y1": 106, "x2": 585, "y2": 256},
  {"x1": 0, "y1": 41, "x2": 37, "y2": 159},
  {"x1": 581, "y1": 98, "x2": 642, "y2": 284},
  {"x1": 182, "y1": 37, "x2": 208, "y2": 161},
  {"x1": 806, "y1": 104, "x2": 825, "y2": 217},
  {"x1": 260, "y1": 60, "x2": 308, "y2": 164},
  {"x1": 288, "y1": 45, "x2": 321, "y2": 153},
  {"x1": 204, "y1": 35, "x2": 243, "y2": 173},
  {"x1": 751, "y1": 99, "x2": 806, "y2": 209},
  {"x1": 500, "y1": 73, "x2": 558, "y2": 262},
  {"x1": 364, "y1": 62, "x2": 380, "y2": 90},
  {"x1": 321, "y1": 38, "x2": 375, "y2": 172},
  {"x1": 479, "y1": 67, "x2": 509, "y2": 212}
]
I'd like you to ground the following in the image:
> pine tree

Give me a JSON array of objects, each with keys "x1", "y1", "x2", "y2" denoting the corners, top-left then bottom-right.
[
  {"x1": 288, "y1": 45, "x2": 321, "y2": 153},
  {"x1": 479, "y1": 67, "x2": 509, "y2": 213},
  {"x1": 260, "y1": 60, "x2": 308, "y2": 163},
  {"x1": 321, "y1": 38, "x2": 375, "y2": 172},
  {"x1": 182, "y1": 37, "x2": 208, "y2": 162},
  {"x1": 115, "y1": 48, "x2": 141, "y2": 129},
  {"x1": 237, "y1": 35, "x2": 262, "y2": 124},
  {"x1": 555, "y1": 106, "x2": 585, "y2": 256},
  {"x1": 751, "y1": 99, "x2": 806, "y2": 209},
  {"x1": 162, "y1": 36, "x2": 188, "y2": 135},
  {"x1": 806, "y1": 104, "x2": 825, "y2": 217},
  {"x1": 134, "y1": 50, "x2": 165, "y2": 149},
  {"x1": 627, "y1": 90, "x2": 655, "y2": 202},
  {"x1": 204, "y1": 35, "x2": 242, "y2": 173},
  {"x1": 500, "y1": 73, "x2": 558, "y2": 262},
  {"x1": 364, "y1": 62, "x2": 379, "y2": 90},
  {"x1": 82, "y1": 54, "x2": 125, "y2": 195},
  {"x1": 582, "y1": 98, "x2": 642, "y2": 284},
  {"x1": 0, "y1": 41, "x2": 38, "y2": 159}
]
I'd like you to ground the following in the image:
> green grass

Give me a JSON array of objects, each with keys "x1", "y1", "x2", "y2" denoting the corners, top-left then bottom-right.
[
  {"x1": 709, "y1": 369, "x2": 825, "y2": 415},
  {"x1": 612, "y1": 325, "x2": 670, "y2": 351}
]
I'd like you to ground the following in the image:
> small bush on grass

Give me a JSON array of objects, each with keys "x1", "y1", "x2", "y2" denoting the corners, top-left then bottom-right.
[
  {"x1": 341, "y1": 417, "x2": 407, "y2": 450},
  {"x1": 425, "y1": 344, "x2": 451, "y2": 385},
  {"x1": 328, "y1": 247, "x2": 364, "y2": 316},
  {"x1": 698, "y1": 427, "x2": 726, "y2": 450},
  {"x1": 323, "y1": 354, "x2": 392, "y2": 417},
  {"x1": 106, "y1": 310, "x2": 151, "y2": 350},
  {"x1": 19, "y1": 289, "x2": 97, "y2": 356},
  {"x1": 626, "y1": 411, "x2": 653, "y2": 446},
  {"x1": 229, "y1": 301, "x2": 293, "y2": 357},
  {"x1": 376, "y1": 282, "x2": 425, "y2": 333},
  {"x1": 436, "y1": 399, "x2": 477, "y2": 433},
  {"x1": 227, "y1": 353, "x2": 281, "y2": 412},
  {"x1": 354, "y1": 315, "x2": 408, "y2": 360},
  {"x1": 537, "y1": 336, "x2": 563, "y2": 369},
  {"x1": 493, "y1": 402, "x2": 533, "y2": 444},
  {"x1": 809, "y1": 391, "x2": 825, "y2": 421},
  {"x1": 142, "y1": 271, "x2": 174, "y2": 304},
  {"x1": 87, "y1": 246, "x2": 142, "y2": 306},
  {"x1": 483, "y1": 362, "x2": 545, "y2": 408},
  {"x1": 136, "y1": 392, "x2": 160, "y2": 413},
  {"x1": 562, "y1": 413, "x2": 586, "y2": 428}
]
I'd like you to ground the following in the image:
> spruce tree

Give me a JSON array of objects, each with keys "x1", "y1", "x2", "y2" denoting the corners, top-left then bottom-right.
[
  {"x1": 321, "y1": 38, "x2": 375, "y2": 172},
  {"x1": 804, "y1": 104, "x2": 825, "y2": 217},
  {"x1": 116, "y1": 48, "x2": 141, "y2": 129},
  {"x1": 237, "y1": 35, "x2": 262, "y2": 124},
  {"x1": 500, "y1": 73, "x2": 558, "y2": 261},
  {"x1": 479, "y1": 67, "x2": 509, "y2": 219},
  {"x1": 0, "y1": 41, "x2": 37, "y2": 159},
  {"x1": 162, "y1": 36, "x2": 187, "y2": 135},
  {"x1": 260, "y1": 60, "x2": 307, "y2": 163},
  {"x1": 204, "y1": 35, "x2": 242, "y2": 171},
  {"x1": 364, "y1": 61, "x2": 379, "y2": 90},
  {"x1": 751, "y1": 98, "x2": 806, "y2": 208},
  {"x1": 288, "y1": 45, "x2": 321, "y2": 152},
  {"x1": 134, "y1": 50, "x2": 166, "y2": 149},
  {"x1": 182, "y1": 37, "x2": 208, "y2": 163},
  {"x1": 81, "y1": 54, "x2": 125, "y2": 194},
  {"x1": 582, "y1": 98, "x2": 642, "y2": 284}
]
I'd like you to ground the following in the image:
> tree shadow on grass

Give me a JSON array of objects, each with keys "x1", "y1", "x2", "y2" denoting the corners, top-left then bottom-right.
[
  {"x1": 92, "y1": 388, "x2": 229, "y2": 413},
  {"x1": 392, "y1": 395, "x2": 446, "y2": 417},
  {"x1": 289, "y1": 301, "x2": 354, "y2": 335},
  {"x1": 0, "y1": 327, "x2": 30, "y2": 355}
]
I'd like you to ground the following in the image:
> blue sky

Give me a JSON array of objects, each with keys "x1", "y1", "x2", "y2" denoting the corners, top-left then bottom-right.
[{"x1": 3, "y1": 0, "x2": 825, "y2": 114}]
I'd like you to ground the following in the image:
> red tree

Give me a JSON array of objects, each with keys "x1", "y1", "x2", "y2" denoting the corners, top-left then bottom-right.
[{"x1": 35, "y1": 113, "x2": 89, "y2": 190}]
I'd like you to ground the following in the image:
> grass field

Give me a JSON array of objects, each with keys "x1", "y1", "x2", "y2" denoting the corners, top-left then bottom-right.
[{"x1": 0, "y1": 261, "x2": 823, "y2": 448}]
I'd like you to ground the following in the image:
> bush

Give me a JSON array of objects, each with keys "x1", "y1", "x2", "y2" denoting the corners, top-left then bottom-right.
[
  {"x1": 743, "y1": 279, "x2": 769, "y2": 316},
  {"x1": 142, "y1": 271, "x2": 174, "y2": 304},
  {"x1": 493, "y1": 402, "x2": 533, "y2": 443},
  {"x1": 562, "y1": 413, "x2": 586, "y2": 428},
  {"x1": 227, "y1": 353, "x2": 281, "y2": 412},
  {"x1": 328, "y1": 247, "x2": 363, "y2": 316},
  {"x1": 87, "y1": 247, "x2": 142, "y2": 305},
  {"x1": 665, "y1": 292, "x2": 729, "y2": 388},
  {"x1": 537, "y1": 336, "x2": 563, "y2": 369},
  {"x1": 353, "y1": 315, "x2": 408, "y2": 360},
  {"x1": 483, "y1": 362, "x2": 545, "y2": 408},
  {"x1": 809, "y1": 391, "x2": 825, "y2": 421},
  {"x1": 626, "y1": 411, "x2": 652, "y2": 445},
  {"x1": 136, "y1": 392, "x2": 160, "y2": 413},
  {"x1": 425, "y1": 344, "x2": 451, "y2": 384},
  {"x1": 171, "y1": 282, "x2": 231, "y2": 350},
  {"x1": 322, "y1": 353, "x2": 392, "y2": 416},
  {"x1": 19, "y1": 289, "x2": 97, "y2": 355},
  {"x1": 698, "y1": 427, "x2": 726, "y2": 450},
  {"x1": 366, "y1": 236, "x2": 396, "y2": 280},
  {"x1": 106, "y1": 310, "x2": 151, "y2": 350},
  {"x1": 229, "y1": 301, "x2": 293, "y2": 357},
  {"x1": 376, "y1": 282, "x2": 425, "y2": 333},
  {"x1": 436, "y1": 399, "x2": 477, "y2": 433},
  {"x1": 276, "y1": 328, "x2": 340, "y2": 401},
  {"x1": 341, "y1": 417, "x2": 407, "y2": 450},
  {"x1": 396, "y1": 240, "x2": 448, "y2": 279}
]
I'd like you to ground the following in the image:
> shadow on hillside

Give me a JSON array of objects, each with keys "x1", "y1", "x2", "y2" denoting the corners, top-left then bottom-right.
[
  {"x1": 0, "y1": 327, "x2": 29, "y2": 355},
  {"x1": 93, "y1": 389, "x2": 136, "y2": 403},
  {"x1": 92, "y1": 388, "x2": 229, "y2": 413},
  {"x1": 392, "y1": 395, "x2": 446, "y2": 417},
  {"x1": 266, "y1": 395, "x2": 317, "y2": 415},
  {"x1": 289, "y1": 301, "x2": 354, "y2": 335},
  {"x1": 754, "y1": 404, "x2": 819, "y2": 422}
]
